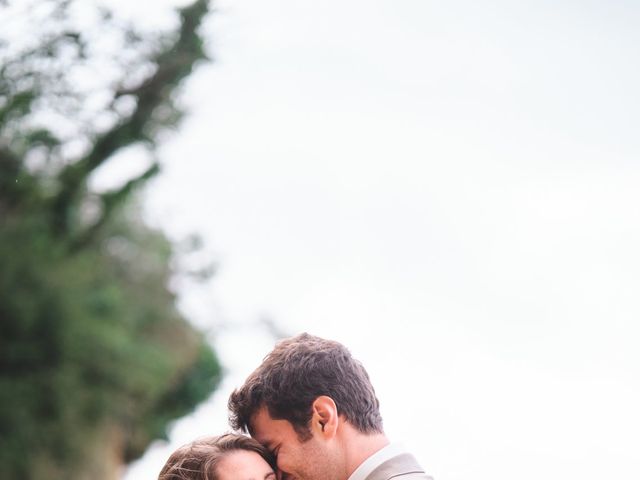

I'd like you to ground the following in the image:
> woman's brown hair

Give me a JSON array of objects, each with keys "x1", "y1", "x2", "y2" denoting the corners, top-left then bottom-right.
[{"x1": 158, "y1": 433, "x2": 276, "y2": 480}]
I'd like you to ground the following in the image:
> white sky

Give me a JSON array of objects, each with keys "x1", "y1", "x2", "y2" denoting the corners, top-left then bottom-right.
[{"x1": 95, "y1": 0, "x2": 640, "y2": 479}]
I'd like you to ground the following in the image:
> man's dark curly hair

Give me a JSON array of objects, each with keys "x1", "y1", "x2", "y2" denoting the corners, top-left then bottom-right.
[{"x1": 228, "y1": 333, "x2": 383, "y2": 441}]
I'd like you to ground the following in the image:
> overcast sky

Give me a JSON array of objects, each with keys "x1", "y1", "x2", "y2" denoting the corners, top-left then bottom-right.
[{"x1": 99, "y1": 1, "x2": 640, "y2": 479}]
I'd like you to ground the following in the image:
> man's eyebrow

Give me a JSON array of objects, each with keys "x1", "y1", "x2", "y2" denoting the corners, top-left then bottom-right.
[{"x1": 260, "y1": 438, "x2": 274, "y2": 450}]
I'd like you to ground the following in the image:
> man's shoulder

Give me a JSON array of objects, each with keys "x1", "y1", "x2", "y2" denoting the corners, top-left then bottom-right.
[{"x1": 364, "y1": 453, "x2": 434, "y2": 480}]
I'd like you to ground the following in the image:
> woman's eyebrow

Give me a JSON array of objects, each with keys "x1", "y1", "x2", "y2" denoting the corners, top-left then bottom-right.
[{"x1": 265, "y1": 472, "x2": 276, "y2": 479}]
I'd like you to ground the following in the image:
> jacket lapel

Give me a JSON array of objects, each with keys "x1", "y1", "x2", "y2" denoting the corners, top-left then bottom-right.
[{"x1": 365, "y1": 453, "x2": 426, "y2": 480}]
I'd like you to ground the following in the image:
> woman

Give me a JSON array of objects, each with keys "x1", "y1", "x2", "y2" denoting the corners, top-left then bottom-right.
[{"x1": 158, "y1": 433, "x2": 277, "y2": 480}]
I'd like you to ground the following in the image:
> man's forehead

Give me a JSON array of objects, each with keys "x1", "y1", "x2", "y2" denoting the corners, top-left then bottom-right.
[{"x1": 249, "y1": 406, "x2": 274, "y2": 442}]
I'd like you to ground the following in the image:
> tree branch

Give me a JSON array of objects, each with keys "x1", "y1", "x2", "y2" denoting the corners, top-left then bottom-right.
[
  {"x1": 69, "y1": 162, "x2": 160, "y2": 252},
  {"x1": 50, "y1": 0, "x2": 210, "y2": 238}
]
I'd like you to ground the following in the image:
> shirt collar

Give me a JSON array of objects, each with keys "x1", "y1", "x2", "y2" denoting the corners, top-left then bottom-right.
[{"x1": 347, "y1": 443, "x2": 407, "y2": 480}]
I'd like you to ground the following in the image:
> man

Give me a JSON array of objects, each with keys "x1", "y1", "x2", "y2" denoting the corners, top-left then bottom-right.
[{"x1": 228, "y1": 333, "x2": 434, "y2": 480}]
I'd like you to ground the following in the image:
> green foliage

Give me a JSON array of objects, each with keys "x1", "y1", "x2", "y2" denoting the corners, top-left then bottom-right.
[
  {"x1": 0, "y1": 1, "x2": 221, "y2": 478},
  {"x1": 0, "y1": 211, "x2": 222, "y2": 478}
]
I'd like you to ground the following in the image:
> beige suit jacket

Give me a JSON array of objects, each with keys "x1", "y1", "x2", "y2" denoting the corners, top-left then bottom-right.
[{"x1": 364, "y1": 453, "x2": 434, "y2": 480}]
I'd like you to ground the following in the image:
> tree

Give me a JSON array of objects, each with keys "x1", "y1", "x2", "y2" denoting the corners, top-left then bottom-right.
[{"x1": 0, "y1": 1, "x2": 221, "y2": 478}]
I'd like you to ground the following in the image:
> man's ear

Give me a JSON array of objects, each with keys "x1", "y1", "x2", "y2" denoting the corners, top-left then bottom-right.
[{"x1": 311, "y1": 395, "x2": 339, "y2": 438}]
